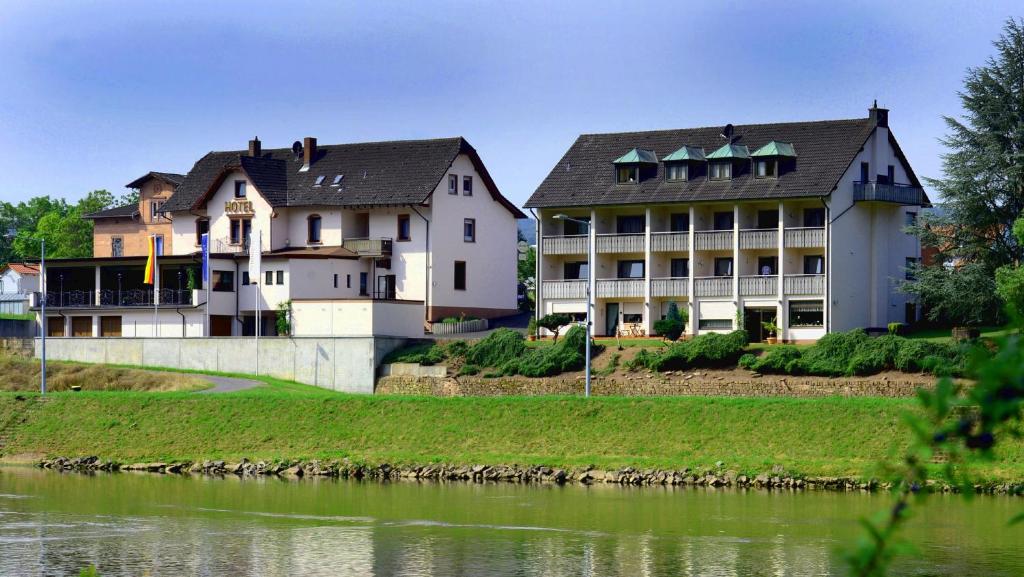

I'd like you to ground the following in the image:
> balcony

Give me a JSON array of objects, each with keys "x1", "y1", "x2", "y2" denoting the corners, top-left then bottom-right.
[
  {"x1": 596, "y1": 233, "x2": 644, "y2": 254},
  {"x1": 541, "y1": 235, "x2": 587, "y2": 255},
  {"x1": 650, "y1": 232, "x2": 689, "y2": 252},
  {"x1": 739, "y1": 275, "x2": 777, "y2": 297},
  {"x1": 542, "y1": 279, "x2": 587, "y2": 299},
  {"x1": 342, "y1": 237, "x2": 393, "y2": 257},
  {"x1": 853, "y1": 182, "x2": 925, "y2": 205},
  {"x1": 784, "y1": 274, "x2": 825, "y2": 296},
  {"x1": 596, "y1": 278, "x2": 645, "y2": 298},
  {"x1": 694, "y1": 276, "x2": 732, "y2": 297},
  {"x1": 651, "y1": 277, "x2": 688, "y2": 298},
  {"x1": 213, "y1": 237, "x2": 249, "y2": 254},
  {"x1": 695, "y1": 230, "x2": 733, "y2": 251},
  {"x1": 33, "y1": 289, "x2": 194, "y2": 308},
  {"x1": 784, "y1": 227, "x2": 825, "y2": 248},
  {"x1": 739, "y1": 229, "x2": 778, "y2": 250}
]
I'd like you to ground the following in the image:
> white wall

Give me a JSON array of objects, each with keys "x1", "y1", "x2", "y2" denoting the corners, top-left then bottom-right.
[
  {"x1": 368, "y1": 207, "x2": 429, "y2": 301},
  {"x1": 291, "y1": 299, "x2": 423, "y2": 338}
]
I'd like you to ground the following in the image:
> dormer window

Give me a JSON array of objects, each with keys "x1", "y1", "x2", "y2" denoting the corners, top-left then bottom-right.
[
  {"x1": 616, "y1": 166, "x2": 638, "y2": 184},
  {"x1": 706, "y1": 144, "x2": 749, "y2": 181},
  {"x1": 663, "y1": 145, "x2": 705, "y2": 182},
  {"x1": 751, "y1": 141, "x2": 797, "y2": 180},
  {"x1": 709, "y1": 162, "x2": 732, "y2": 180},
  {"x1": 754, "y1": 159, "x2": 777, "y2": 178},
  {"x1": 612, "y1": 148, "x2": 657, "y2": 185},
  {"x1": 666, "y1": 164, "x2": 688, "y2": 181},
  {"x1": 314, "y1": 175, "x2": 325, "y2": 186},
  {"x1": 332, "y1": 174, "x2": 344, "y2": 187}
]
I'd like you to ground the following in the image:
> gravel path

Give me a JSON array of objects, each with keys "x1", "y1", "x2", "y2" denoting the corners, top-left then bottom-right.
[{"x1": 197, "y1": 375, "x2": 263, "y2": 393}]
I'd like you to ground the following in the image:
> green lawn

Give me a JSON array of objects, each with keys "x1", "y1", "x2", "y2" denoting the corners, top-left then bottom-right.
[
  {"x1": 0, "y1": 312, "x2": 33, "y2": 321},
  {"x1": 905, "y1": 325, "x2": 1013, "y2": 343}
]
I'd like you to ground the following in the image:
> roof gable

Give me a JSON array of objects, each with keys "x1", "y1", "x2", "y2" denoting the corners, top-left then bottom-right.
[{"x1": 126, "y1": 171, "x2": 185, "y2": 189}]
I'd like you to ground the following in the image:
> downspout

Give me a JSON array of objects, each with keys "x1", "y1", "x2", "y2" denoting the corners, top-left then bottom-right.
[
  {"x1": 822, "y1": 196, "x2": 832, "y2": 334},
  {"x1": 234, "y1": 258, "x2": 243, "y2": 333},
  {"x1": 409, "y1": 205, "x2": 430, "y2": 326},
  {"x1": 529, "y1": 208, "x2": 540, "y2": 323}
]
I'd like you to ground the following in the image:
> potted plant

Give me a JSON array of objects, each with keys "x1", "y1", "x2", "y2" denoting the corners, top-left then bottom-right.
[
  {"x1": 761, "y1": 317, "x2": 780, "y2": 345},
  {"x1": 527, "y1": 317, "x2": 538, "y2": 341}
]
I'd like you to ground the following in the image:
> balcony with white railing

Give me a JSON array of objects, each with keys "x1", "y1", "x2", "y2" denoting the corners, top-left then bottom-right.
[
  {"x1": 694, "y1": 230, "x2": 733, "y2": 251},
  {"x1": 541, "y1": 235, "x2": 588, "y2": 255},
  {"x1": 784, "y1": 274, "x2": 825, "y2": 295},
  {"x1": 650, "y1": 232, "x2": 690, "y2": 252},
  {"x1": 342, "y1": 237, "x2": 393, "y2": 256},
  {"x1": 651, "y1": 277, "x2": 688, "y2": 298},
  {"x1": 784, "y1": 227, "x2": 826, "y2": 248},
  {"x1": 694, "y1": 276, "x2": 732, "y2": 297},
  {"x1": 596, "y1": 234, "x2": 645, "y2": 254},
  {"x1": 739, "y1": 275, "x2": 778, "y2": 297},
  {"x1": 739, "y1": 229, "x2": 778, "y2": 250},
  {"x1": 541, "y1": 279, "x2": 587, "y2": 299},
  {"x1": 212, "y1": 237, "x2": 249, "y2": 255},
  {"x1": 853, "y1": 182, "x2": 925, "y2": 205},
  {"x1": 596, "y1": 278, "x2": 645, "y2": 298}
]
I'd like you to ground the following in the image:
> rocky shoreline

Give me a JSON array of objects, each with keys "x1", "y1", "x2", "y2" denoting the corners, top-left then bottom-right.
[{"x1": 34, "y1": 456, "x2": 1024, "y2": 496}]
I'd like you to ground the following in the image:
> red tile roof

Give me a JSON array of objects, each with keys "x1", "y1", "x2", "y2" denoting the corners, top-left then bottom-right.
[{"x1": 1, "y1": 263, "x2": 39, "y2": 275}]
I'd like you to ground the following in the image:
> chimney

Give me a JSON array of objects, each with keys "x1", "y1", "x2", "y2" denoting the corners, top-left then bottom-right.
[
  {"x1": 868, "y1": 100, "x2": 889, "y2": 128},
  {"x1": 303, "y1": 136, "x2": 317, "y2": 168},
  {"x1": 248, "y1": 137, "x2": 261, "y2": 157}
]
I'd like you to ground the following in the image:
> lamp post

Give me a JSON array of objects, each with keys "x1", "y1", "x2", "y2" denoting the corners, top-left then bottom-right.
[
  {"x1": 3, "y1": 230, "x2": 45, "y2": 395},
  {"x1": 553, "y1": 214, "x2": 593, "y2": 398}
]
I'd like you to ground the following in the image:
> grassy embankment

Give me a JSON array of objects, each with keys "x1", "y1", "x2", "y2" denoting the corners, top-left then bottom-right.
[{"x1": 0, "y1": 354, "x2": 208, "y2": 392}]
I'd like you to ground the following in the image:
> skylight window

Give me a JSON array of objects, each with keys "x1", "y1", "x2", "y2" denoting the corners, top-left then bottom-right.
[
  {"x1": 332, "y1": 174, "x2": 343, "y2": 186},
  {"x1": 314, "y1": 175, "x2": 325, "y2": 186}
]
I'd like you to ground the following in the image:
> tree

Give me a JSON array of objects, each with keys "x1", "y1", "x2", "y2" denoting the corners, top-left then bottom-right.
[
  {"x1": 996, "y1": 218, "x2": 1024, "y2": 317},
  {"x1": 901, "y1": 261, "x2": 1001, "y2": 326},
  {"x1": 537, "y1": 313, "x2": 572, "y2": 343},
  {"x1": 654, "y1": 302, "x2": 687, "y2": 341},
  {"x1": 2, "y1": 190, "x2": 116, "y2": 261}
]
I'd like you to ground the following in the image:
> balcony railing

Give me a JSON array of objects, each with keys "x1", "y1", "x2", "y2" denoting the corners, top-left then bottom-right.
[
  {"x1": 739, "y1": 275, "x2": 778, "y2": 297},
  {"x1": 651, "y1": 277, "x2": 688, "y2": 298},
  {"x1": 739, "y1": 229, "x2": 778, "y2": 250},
  {"x1": 542, "y1": 280, "x2": 587, "y2": 299},
  {"x1": 342, "y1": 237, "x2": 393, "y2": 256},
  {"x1": 213, "y1": 237, "x2": 249, "y2": 255},
  {"x1": 853, "y1": 182, "x2": 925, "y2": 205},
  {"x1": 650, "y1": 232, "x2": 689, "y2": 252},
  {"x1": 34, "y1": 289, "x2": 193, "y2": 308},
  {"x1": 596, "y1": 233, "x2": 645, "y2": 254},
  {"x1": 784, "y1": 227, "x2": 825, "y2": 248},
  {"x1": 694, "y1": 276, "x2": 732, "y2": 297},
  {"x1": 541, "y1": 235, "x2": 588, "y2": 255},
  {"x1": 596, "y1": 278, "x2": 645, "y2": 298},
  {"x1": 695, "y1": 230, "x2": 733, "y2": 251},
  {"x1": 784, "y1": 274, "x2": 825, "y2": 296}
]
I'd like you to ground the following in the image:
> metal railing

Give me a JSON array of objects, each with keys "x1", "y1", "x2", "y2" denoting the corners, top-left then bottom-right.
[
  {"x1": 739, "y1": 229, "x2": 778, "y2": 250},
  {"x1": 596, "y1": 278, "x2": 645, "y2": 298},
  {"x1": 542, "y1": 280, "x2": 587, "y2": 299},
  {"x1": 694, "y1": 230, "x2": 733, "y2": 251},
  {"x1": 596, "y1": 233, "x2": 645, "y2": 254},
  {"x1": 650, "y1": 232, "x2": 690, "y2": 252},
  {"x1": 694, "y1": 276, "x2": 732, "y2": 297},
  {"x1": 541, "y1": 235, "x2": 588, "y2": 255},
  {"x1": 853, "y1": 182, "x2": 925, "y2": 205},
  {"x1": 784, "y1": 274, "x2": 825, "y2": 295},
  {"x1": 33, "y1": 289, "x2": 193, "y2": 308},
  {"x1": 784, "y1": 227, "x2": 825, "y2": 248},
  {"x1": 739, "y1": 275, "x2": 777, "y2": 296},
  {"x1": 342, "y1": 237, "x2": 393, "y2": 256},
  {"x1": 651, "y1": 277, "x2": 688, "y2": 297},
  {"x1": 213, "y1": 237, "x2": 249, "y2": 254}
]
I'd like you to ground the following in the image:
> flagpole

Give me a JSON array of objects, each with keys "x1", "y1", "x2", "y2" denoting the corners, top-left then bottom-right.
[
  {"x1": 152, "y1": 235, "x2": 159, "y2": 337},
  {"x1": 202, "y1": 233, "x2": 210, "y2": 337}
]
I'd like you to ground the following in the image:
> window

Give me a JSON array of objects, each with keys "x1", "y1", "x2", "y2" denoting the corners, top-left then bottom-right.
[
  {"x1": 463, "y1": 175, "x2": 473, "y2": 196},
  {"x1": 803, "y1": 208, "x2": 826, "y2": 228},
  {"x1": 265, "y1": 270, "x2": 273, "y2": 285},
  {"x1": 195, "y1": 219, "x2": 209, "y2": 246},
  {"x1": 758, "y1": 256, "x2": 778, "y2": 275},
  {"x1": 699, "y1": 318, "x2": 733, "y2": 330},
  {"x1": 332, "y1": 174, "x2": 344, "y2": 187},
  {"x1": 670, "y1": 213, "x2": 689, "y2": 232},
  {"x1": 789, "y1": 301, "x2": 824, "y2": 327},
  {"x1": 804, "y1": 255, "x2": 825, "y2": 275},
  {"x1": 886, "y1": 165, "x2": 895, "y2": 185},
  {"x1": 359, "y1": 272, "x2": 368, "y2": 296},
  {"x1": 229, "y1": 219, "x2": 251, "y2": 245},
  {"x1": 617, "y1": 260, "x2": 644, "y2": 279},
  {"x1": 670, "y1": 258, "x2": 689, "y2": 278},
  {"x1": 242, "y1": 271, "x2": 250, "y2": 286},
  {"x1": 397, "y1": 214, "x2": 411, "y2": 241},
  {"x1": 564, "y1": 262, "x2": 589, "y2": 280},
  {"x1": 307, "y1": 214, "x2": 322, "y2": 244},
  {"x1": 448, "y1": 174, "x2": 458, "y2": 194},
  {"x1": 905, "y1": 257, "x2": 917, "y2": 281},
  {"x1": 314, "y1": 175, "x2": 325, "y2": 186},
  {"x1": 111, "y1": 237, "x2": 124, "y2": 258},
  {"x1": 212, "y1": 270, "x2": 234, "y2": 292},
  {"x1": 623, "y1": 313, "x2": 643, "y2": 324},
  {"x1": 234, "y1": 180, "x2": 247, "y2": 198},
  {"x1": 714, "y1": 257, "x2": 733, "y2": 277},
  {"x1": 904, "y1": 211, "x2": 917, "y2": 228},
  {"x1": 666, "y1": 163, "x2": 688, "y2": 181},
  {"x1": 860, "y1": 162, "x2": 870, "y2": 183},
  {"x1": 276, "y1": 270, "x2": 284, "y2": 285},
  {"x1": 150, "y1": 201, "x2": 162, "y2": 222},
  {"x1": 563, "y1": 217, "x2": 589, "y2": 236},
  {"x1": 754, "y1": 159, "x2": 777, "y2": 178},
  {"x1": 464, "y1": 218, "x2": 476, "y2": 242},
  {"x1": 709, "y1": 162, "x2": 732, "y2": 180},
  {"x1": 454, "y1": 261, "x2": 467, "y2": 290},
  {"x1": 616, "y1": 166, "x2": 638, "y2": 184},
  {"x1": 616, "y1": 215, "x2": 644, "y2": 234},
  {"x1": 346, "y1": 274, "x2": 351, "y2": 289},
  {"x1": 757, "y1": 210, "x2": 778, "y2": 229},
  {"x1": 333, "y1": 274, "x2": 338, "y2": 289},
  {"x1": 713, "y1": 211, "x2": 734, "y2": 231}
]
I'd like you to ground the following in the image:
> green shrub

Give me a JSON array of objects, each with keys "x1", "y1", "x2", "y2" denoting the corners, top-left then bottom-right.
[
  {"x1": 383, "y1": 342, "x2": 447, "y2": 365},
  {"x1": 504, "y1": 325, "x2": 596, "y2": 377},
  {"x1": 846, "y1": 334, "x2": 903, "y2": 375},
  {"x1": 743, "y1": 345, "x2": 803, "y2": 374},
  {"x1": 466, "y1": 328, "x2": 526, "y2": 368},
  {"x1": 457, "y1": 364, "x2": 481, "y2": 376},
  {"x1": 795, "y1": 329, "x2": 869, "y2": 376},
  {"x1": 738, "y1": 353, "x2": 757, "y2": 370},
  {"x1": 445, "y1": 340, "x2": 470, "y2": 358},
  {"x1": 596, "y1": 353, "x2": 621, "y2": 376},
  {"x1": 894, "y1": 340, "x2": 950, "y2": 373},
  {"x1": 627, "y1": 330, "x2": 747, "y2": 371},
  {"x1": 538, "y1": 313, "x2": 574, "y2": 342},
  {"x1": 654, "y1": 302, "x2": 687, "y2": 341}
]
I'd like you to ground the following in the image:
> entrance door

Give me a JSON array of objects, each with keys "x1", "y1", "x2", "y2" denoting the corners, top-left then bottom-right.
[
  {"x1": 605, "y1": 303, "x2": 619, "y2": 337},
  {"x1": 210, "y1": 315, "x2": 233, "y2": 336},
  {"x1": 377, "y1": 275, "x2": 396, "y2": 300},
  {"x1": 744, "y1": 307, "x2": 776, "y2": 342}
]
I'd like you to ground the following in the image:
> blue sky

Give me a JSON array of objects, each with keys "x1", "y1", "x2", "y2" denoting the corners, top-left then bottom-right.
[{"x1": 0, "y1": 1, "x2": 1018, "y2": 208}]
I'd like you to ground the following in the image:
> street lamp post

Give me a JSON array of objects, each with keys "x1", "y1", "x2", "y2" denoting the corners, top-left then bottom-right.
[{"x1": 553, "y1": 214, "x2": 593, "y2": 398}]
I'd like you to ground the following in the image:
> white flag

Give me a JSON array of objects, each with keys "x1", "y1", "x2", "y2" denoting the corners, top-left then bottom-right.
[{"x1": 248, "y1": 228, "x2": 261, "y2": 283}]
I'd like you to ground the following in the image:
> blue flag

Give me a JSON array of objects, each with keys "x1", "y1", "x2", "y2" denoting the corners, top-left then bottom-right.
[{"x1": 201, "y1": 233, "x2": 210, "y2": 283}]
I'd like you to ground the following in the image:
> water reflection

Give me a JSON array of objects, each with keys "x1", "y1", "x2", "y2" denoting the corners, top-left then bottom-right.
[{"x1": 0, "y1": 467, "x2": 1022, "y2": 576}]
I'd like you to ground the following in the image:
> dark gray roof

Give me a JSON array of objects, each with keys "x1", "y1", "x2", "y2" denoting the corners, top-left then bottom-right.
[
  {"x1": 125, "y1": 171, "x2": 185, "y2": 189},
  {"x1": 525, "y1": 117, "x2": 919, "y2": 208},
  {"x1": 162, "y1": 137, "x2": 525, "y2": 217},
  {"x1": 83, "y1": 203, "x2": 139, "y2": 220}
]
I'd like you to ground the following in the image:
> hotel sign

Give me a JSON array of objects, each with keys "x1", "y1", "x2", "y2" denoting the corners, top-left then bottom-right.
[{"x1": 224, "y1": 200, "x2": 255, "y2": 215}]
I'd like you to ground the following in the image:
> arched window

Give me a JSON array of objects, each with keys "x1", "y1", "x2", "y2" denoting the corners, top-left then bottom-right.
[
  {"x1": 195, "y1": 218, "x2": 209, "y2": 246},
  {"x1": 307, "y1": 214, "x2": 322, "y2": 244}
]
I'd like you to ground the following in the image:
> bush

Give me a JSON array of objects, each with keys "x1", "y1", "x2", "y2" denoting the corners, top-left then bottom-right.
[
  {"x1": 654, "y1": 302, "x2": 687, "y2": 341},
  {"x1": 742, "y1": 345, "x2": 803, "y2": 374},
  {"x1": 628, "y1": 330, "x2": 748, "y2": 371},
  {"x1": 457, "y1": 364, "x2": 481, "y2": 376},
  {"x1": 846, "y1": 334, "x2": 903, "y2": 375},
  {"x1": 445, "y1": 340, "x2": 470, "y2": 358},
  {"x1": 503, "y1": 325, "x2": 597, "y2": 377},
  {"x1": 466, "y1": 328, "x2": 526, "y2": 368},
  {"x1": 383, "y1": 342, "x2": 447, "y2": 365},
  {"x1": 538, "y1": 313, "x2": 573, "y2": 343},
  {"x1": 795, "y1": 329, "x2": 869, "y2": 376}
]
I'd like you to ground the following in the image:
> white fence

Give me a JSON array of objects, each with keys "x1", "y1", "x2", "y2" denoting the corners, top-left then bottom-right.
[{"x1": 430, "y1": 318, "x2": 489, "y2": 335}]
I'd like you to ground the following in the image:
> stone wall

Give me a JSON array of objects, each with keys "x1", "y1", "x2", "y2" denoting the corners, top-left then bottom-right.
[{"x1": 0, "y1": 337, "x2": 33, "y2": 357}]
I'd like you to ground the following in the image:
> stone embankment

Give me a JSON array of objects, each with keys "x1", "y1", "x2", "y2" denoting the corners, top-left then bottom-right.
[{"x1": 37, "y1": 456, "x2": 1024, "y2": 496}]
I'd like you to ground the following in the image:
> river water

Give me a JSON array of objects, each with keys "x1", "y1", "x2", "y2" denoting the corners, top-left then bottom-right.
[{"x1": 0, "y1": 466, "x2": 1021, "y2": 576}]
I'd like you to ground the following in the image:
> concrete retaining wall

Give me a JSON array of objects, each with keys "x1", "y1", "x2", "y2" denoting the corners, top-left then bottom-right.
[{"x1": 37, "y1": 336, "x2": 407, "y2": 394}]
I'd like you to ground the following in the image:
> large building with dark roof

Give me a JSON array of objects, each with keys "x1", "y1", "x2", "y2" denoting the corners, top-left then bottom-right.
[{"x1": 525, "y1": 104, "x2": 926, "y2": 341}]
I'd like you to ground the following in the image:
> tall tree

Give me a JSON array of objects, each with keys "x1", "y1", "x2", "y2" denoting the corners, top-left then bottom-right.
[{"x1": 2, "y1": 190, "x2": 116, "y2": 261}]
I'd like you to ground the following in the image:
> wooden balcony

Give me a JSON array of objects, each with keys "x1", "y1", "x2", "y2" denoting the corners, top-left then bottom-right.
[
  {"x1": 596, "y1": 278, "x2": 645, "y2": 298},
  {"x1": 694, "y1": 230, "x2": 733, "y2": 251},
  {"x1": 739, "y1": 275, "x2": 777, "y2": 297},
  {"x1": 784, "y1": 227, "x2": 825, "y2": 248},
  {"x1": 650, "y1": 232, "x2": 689, "y2": 252},
  {"x1": 542, "y1": 280, "x2": 587, "y2": 299},
  {"x1": 651, "y1": 277, "x2": 688, "y2": 298},
  {"x1": 541, "y1": 235, "x2": 588, "y2": 255},
  {"x1": 739, "y1": 229, "x2": 778, "y2": 250},
  {"x1": 784, "y1": 274, "x2": 825, "y2": 296},
  {"x1": 596, "y1": 234, "x2": 645, "y2": 254},
  {"x1": 694, "y1": 276, "x2": 732, "y2": 297}
]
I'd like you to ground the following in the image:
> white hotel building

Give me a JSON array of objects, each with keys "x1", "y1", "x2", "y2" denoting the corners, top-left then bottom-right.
[
  {"x1": 32, "y1": 136, "x2": 524, "y2": 338},
  {"x1": 526, "y1": 105, "x2": 927, "y2": 342}
]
